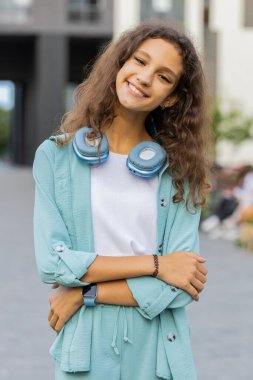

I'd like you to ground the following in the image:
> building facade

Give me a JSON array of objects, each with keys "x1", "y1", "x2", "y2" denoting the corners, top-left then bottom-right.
[
  {"x1": 0, "y1": 0, "x2": 113, "y2": 164},
  {"x1": 1, "y1": 0, "x2": 252, "y2": 165},
  {"x1": 208, "y1": 0, "x2": 253, "y2": 165}
]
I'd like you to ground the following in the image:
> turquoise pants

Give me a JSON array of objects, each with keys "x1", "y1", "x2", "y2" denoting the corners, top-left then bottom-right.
[{"x1": 55, "y1": 304, "x2": 163, "y2": 380}]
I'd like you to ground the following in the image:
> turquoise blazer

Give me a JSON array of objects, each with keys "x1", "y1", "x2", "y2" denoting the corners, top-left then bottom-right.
[{"x1": 32, "y1": 136, "x2": 201, "y2": 380}]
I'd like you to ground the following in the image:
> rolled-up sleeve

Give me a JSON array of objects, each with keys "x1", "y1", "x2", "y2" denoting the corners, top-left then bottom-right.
[
  {"x1": 33, "y1": 141, "x2": 97, "y2": 287},
  {"x1": 127, "y1": 195, "x2": 201, "y2": 319}
]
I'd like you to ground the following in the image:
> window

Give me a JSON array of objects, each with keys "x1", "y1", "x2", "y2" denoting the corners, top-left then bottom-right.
[
  {"x1": 68, "y1": 0, "x2": 106, "y2": 22},
  {"x1": 140, "y1": 0, "x2": 184, "y2": 24},
  {"x1": 151, "y1": 0, "x2": 172, "y2": 14},
  {"x1": 0, "y1": 0, "x2": 33, "y2": 23}
]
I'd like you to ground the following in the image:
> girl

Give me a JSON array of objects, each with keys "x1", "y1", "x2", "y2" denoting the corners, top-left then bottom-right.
[{"x1": 33, "y1": 22, "x2": 209, "y2": 380}]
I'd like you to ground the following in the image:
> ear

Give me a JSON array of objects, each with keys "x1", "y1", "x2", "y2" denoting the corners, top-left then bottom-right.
[{"x1": 160, "y1": 95, "x2": 178, "y2": 109}]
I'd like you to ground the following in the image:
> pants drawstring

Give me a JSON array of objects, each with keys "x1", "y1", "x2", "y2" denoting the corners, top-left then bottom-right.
[
  {"x1": 111, "y1": 306, "x2": 133, "y2": 356},
  {"x1": 123, "y1": 306, "x2": 133, "y2": 344},
  {"x1": 111, "y1": 306, "x2": 121, "y2": 355}
]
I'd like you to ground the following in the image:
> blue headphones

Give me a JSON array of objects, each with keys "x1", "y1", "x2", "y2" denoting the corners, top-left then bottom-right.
[{"x1": 72, "y1": 126, "x2": 167, "y2": 178}]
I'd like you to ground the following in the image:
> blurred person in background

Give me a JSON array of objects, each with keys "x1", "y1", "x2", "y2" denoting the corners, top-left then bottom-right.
[
  {"x1": 32, "y1": 22, "x2": 209, "y2": 380},
  {"x1": 233, "y1": 166, "x2": 253, "y2": 223},
  {"x1": 201, "y1": 165, "x2": 253, "y2": 238}
]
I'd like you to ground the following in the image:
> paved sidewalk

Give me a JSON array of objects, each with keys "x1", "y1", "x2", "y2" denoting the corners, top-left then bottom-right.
[
  {"x1": 188, "y1": 234, "x2": 253, "y2": 380},
  {"x1": 0, "y1": 166, "x2": 252, "y2": 380},
  {"x1": 0, "y1": 166, "x2": 55, "y2": 380}
]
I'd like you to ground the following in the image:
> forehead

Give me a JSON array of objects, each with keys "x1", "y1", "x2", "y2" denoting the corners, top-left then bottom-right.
[{"x1": 134, "y1": 38, "x2": 183, "y2": 75}]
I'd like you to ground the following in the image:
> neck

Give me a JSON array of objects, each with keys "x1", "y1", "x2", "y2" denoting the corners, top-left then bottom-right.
[{"x1": 102, "y1": 106, "x2": 154, "y2": 155}]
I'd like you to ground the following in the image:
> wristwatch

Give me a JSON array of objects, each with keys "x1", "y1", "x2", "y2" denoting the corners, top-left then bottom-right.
[{"x1": 81, "y1": 283, "x2": 98, "y2": 306}]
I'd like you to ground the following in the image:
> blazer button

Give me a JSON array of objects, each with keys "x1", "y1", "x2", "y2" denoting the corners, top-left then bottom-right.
[
  {"x1": 171, "y1": 287, "x2": 178, "y2": 292},
  {"x1": 55, "y1": 244, "x2": 64, "y2": 252},
  {"x1": 167, "y1": 333, "x2": 176, "y2": 342},
  {"x1": 158, "y1": 244, "x2": 163, "y2": 253},
  {"x1": 160, "y1": 199, "x2": 167, "y2": 207}
]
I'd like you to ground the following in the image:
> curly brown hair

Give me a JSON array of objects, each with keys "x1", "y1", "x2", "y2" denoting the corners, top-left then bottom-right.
[{"x1": 54, "y1": 21, "x2": 211, "y2": 208}]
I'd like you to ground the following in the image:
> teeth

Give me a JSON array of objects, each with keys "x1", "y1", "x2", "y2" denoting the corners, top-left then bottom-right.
[{"x1": 128, "y1": 83, "x2": 145, "y2": 97}]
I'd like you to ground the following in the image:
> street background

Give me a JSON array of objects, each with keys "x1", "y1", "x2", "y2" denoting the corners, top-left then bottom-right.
[
  {"x1": 1, "y1": 1, "x2": 253, "y2": 380},
  {"x1": 0, "y1": 166, "x2": 253, "y2": 380}
]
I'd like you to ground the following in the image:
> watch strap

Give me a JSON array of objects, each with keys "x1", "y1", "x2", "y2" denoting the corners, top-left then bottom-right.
[
  {"x1": 84, "y1": 297, "x2": 96, "y2": 307},
  {"x1": 82, "y1": 284, "x2": 97, "y2": 307}
]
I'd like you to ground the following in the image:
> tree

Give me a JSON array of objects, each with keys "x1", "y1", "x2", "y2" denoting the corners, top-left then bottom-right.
[
  {"x1": 211, "y1": 102, "x2": 253, "y2": 145},
  {"x1": 0, "y1": 107, "x2": 11, "y2": 156}
]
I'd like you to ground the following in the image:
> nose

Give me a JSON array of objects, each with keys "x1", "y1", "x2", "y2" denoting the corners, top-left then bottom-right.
[{"x1": 136, "y1": 70, "x2": 152, "y2": 87}]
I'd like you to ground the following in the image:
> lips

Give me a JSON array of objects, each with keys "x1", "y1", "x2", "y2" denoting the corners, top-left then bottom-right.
[{"x1": 126, "y1": 81, "x2": 149, "y2": 98}]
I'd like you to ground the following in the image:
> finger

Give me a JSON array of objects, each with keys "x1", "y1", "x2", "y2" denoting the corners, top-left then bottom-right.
[
  {"x1": 185, "y1": 284, "x2": 199, "y2": 301},
  {"x1": 187, "y1": 251, "x2": 206, "y2": 260},
  {"x1": 188, "y1": 252, "x2": 206, "y2": 261},
  {"x1": 49, "y1": 313, "x2": 59, "y2": 330},
  {"x1": 48, "y1": 309, "x2": 53, "y2": 322},
  {"x1": 196, "y1": 256, "x2": 206, "y2": 262},
  {"x1": 196, "y1": 271, "x2": 207, "y2": 284},
  {"x1": 54, "y1": 318, "x2": 64, "y2": 334},
  {"x1": 190, "y1": 277, "x2": 205, "y2": 293},
  {"x1": 197, "y1": 263, "x2": 208, "y2": 275}
]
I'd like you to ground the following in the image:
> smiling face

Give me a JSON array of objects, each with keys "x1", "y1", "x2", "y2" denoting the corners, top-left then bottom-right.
[{"x1": 115, "y1": 38, "x2": 183, "y2": 114}]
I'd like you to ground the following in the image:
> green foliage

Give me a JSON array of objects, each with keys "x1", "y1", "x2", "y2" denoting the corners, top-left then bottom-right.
[
  {"x1": 0, "y1": 107, "x2": 11, "y2": 155},
  {"x1": 211, "y1": 102, "x2": 253, "y2": 144},
  {"x1": 201, "y1": 192, "x2": 212, "y2": 220}
]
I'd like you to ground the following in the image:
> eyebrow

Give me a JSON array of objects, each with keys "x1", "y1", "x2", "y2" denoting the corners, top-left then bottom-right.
[{"x1": 135, "y1": 49, "x2": 178, "y2": 79}]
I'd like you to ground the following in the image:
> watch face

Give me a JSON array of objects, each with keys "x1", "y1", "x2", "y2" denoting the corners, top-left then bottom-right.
[{"x1": 82, "y1": 284, "x2": 97, "y2": 298}]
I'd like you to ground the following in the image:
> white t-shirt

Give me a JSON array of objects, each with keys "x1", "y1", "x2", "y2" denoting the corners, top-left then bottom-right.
[{"x1": 91, "y1": 151, "x2": 158, "y2": 256}]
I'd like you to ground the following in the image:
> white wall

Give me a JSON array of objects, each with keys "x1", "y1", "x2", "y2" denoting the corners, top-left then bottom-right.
[
  {"x1": 184, "y1": 0, "x2": 204, "y2": 54},
  {"x1": 209, "y1": 0, "x2": 253, "y2": 166},
  {"x1": 113, "y1": 0, "x2": 140, "y2": 38},
  {"x1": 217, "y1": 30, "x2": 253, "y2": 114},
  {"x1": 209, "y1": 0, "x2": 253, "y2": 115},
  {"x1": 209, "y1": 0, "x2": 243, "y2": 31}
]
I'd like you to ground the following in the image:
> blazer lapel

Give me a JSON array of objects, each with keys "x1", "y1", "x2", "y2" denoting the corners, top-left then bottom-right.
[
  {"x1": 69, "y1": 145, "x2": 95, "y2": 252},
  {"x1": 158, "y1": 162, "x2": 180, "y2": 254}
]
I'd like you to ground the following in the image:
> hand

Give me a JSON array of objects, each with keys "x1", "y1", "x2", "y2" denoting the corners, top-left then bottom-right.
[
  {"x1": 158, "y1": 251, "x2": 208, "y2": 301},
  {"x1": 48, "y1": 285, "x2": 83, "y2": 333}
]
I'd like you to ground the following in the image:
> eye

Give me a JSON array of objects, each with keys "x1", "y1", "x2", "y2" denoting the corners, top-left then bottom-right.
[
  {"x1": 160, "y1": 75, "x2": 173, "y2": 84},
  {"x1": 134, "y1": 56, "x2": 145, "y2": 65}
]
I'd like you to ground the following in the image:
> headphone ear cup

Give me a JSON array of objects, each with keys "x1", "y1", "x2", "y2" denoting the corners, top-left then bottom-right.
[
  {"x1": 72, "y1": 127, "x2": 167, "y2": 176},
  {"x1": 72, "y1": 126, "x2": 109, "y2": 165},
  {"x1": 127, "y1": 141, "x2": 167, "y2": 178}
]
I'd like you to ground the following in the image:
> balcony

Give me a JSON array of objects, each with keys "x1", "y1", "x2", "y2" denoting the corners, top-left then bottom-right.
[
  {"x1": 68, "y1": 0, "x2": 107, "y2": 22},
  {"x1": 0, "y1": 0, "x2": 33, "y2": 23}
]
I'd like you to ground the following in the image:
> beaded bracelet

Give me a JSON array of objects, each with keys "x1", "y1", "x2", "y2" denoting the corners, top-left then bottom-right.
[{"x1": 152, "y1": 254, "x2": 159, "y2": 277}]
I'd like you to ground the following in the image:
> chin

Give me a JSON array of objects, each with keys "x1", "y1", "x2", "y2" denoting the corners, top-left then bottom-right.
[
  {"x1": 118, "y1": 100, "x2": 149, "y2": 113},
  {"x1": 116, "y1": 94, "x2": 150, "y2": 113}
]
